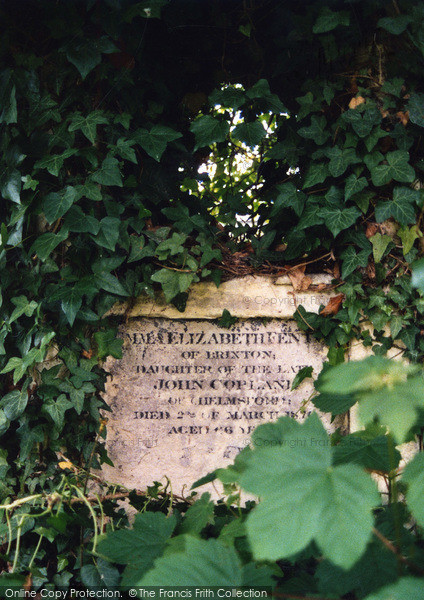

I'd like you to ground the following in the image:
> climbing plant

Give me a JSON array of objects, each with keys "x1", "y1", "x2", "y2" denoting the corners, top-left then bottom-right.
[{"x1": 1, "y1": 0, "x2": 424, "y2": 596}]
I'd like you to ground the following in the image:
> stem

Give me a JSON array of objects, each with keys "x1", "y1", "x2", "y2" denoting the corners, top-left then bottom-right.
[
  {"x1": 28, "y1": 534, "x2": 44, "y2": 571},
  {"x1": 11, "y1": 516, "x2": 25, "y2": 573},
  {"x1": 72, "y1": 486, "x2": 99, "y2": 555}
]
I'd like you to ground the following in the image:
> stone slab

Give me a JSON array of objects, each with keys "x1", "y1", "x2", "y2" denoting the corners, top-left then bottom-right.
[
  {"x1": 101, "y1": 317, "x2": 330, "y2": 497},
  {"x1": 107, "y1": 274, "x2": 333, "y2": 319}
]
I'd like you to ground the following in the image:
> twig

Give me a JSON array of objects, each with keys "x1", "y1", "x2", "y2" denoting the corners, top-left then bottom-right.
[{"x1": 373, "y1": 527, "x2": 424, "y2": 575}]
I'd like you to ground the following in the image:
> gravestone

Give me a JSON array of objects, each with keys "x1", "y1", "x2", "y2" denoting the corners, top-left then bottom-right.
[{"x1": 102, "y1": 275, "x2": 336, "y2": 496}]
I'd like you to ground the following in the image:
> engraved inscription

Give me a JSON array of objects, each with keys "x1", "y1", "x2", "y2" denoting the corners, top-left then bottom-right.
[{"x1": 102, "y1": 319, "x2": 328, "y2": 495}]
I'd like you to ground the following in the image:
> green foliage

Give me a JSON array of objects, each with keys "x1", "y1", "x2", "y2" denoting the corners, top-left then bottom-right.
[{"x1": 1, "y1": 0, "x2": 424, "y2": 595}]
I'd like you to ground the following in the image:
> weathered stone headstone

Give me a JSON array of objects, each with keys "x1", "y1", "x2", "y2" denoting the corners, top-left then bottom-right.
[{"x1": 102, "y1": 275, "x2": 334, "y2": 496}]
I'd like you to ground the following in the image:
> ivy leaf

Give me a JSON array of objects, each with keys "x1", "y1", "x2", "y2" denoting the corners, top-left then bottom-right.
[
  {"x1": 363, "y1": 577, "x2": 424, "y2": 600},
  {"x1": 313, "y1": 7, "x2": 350, "y2": 33},
  {"x1": 270, "y1": 182, "x2": 305, "y2": 217},
  {"x1": 43, "y1": 186, "x2": 78, "y2": 224},
  {"x1": 291, "y1": 366, "x2": 313, "y2": 390},
  {"x1": 402, "y1": 453, "x2": 424, "y2": 528},
  {"x1": 302, "y1": 163, "x2": 329, "y2": 188},
  {"x1": 114, "y1": 138, "x2": 137, "y2": 163},
  {"x1": 369, "y1": 233, "x2": 391, "y2": 263},
  {"x1": 298, "y1": 116, "x2": 330, "y2": 145},
  {"x1": 30, "y1": 229, "x2": 68, "y2": 262},
  {"x1": 94, "y1": 272, "x2": 129, "y2": 297},
  {"x1": 241, "y1": 414, "x2": 378, "y2": 569},
  {"x1": 190, "y1": 116, "x2": 229, "y2": 151},
  {"x1": 326, "y1": 147, "x2": 360, "y2": 177},
  {"x1": 375, "y1": 187, "x2": 419, "y2": 225},
  {"x1": 65, "y1": 38, "x2": 116, "y2": 79},
  {"x1": 231, "y1": 121, "x2": 266, "y2": 147},
  {"x1": 98, "y1": 512, "x2": 177, "y2": 587},
  {"x1": 319, "y1": 206, "x2": 361, "y2": 237},
  {"x1": 377, "y1": 15, "x2": 412, "y2": 35},
  {"x1": 42, "y1": 395, "x2": 72, "y2": 429},
  {"x1": 340, "y1": 246, "x2": 371, "y2": 279},
  {"x1": 217, "y1": 309, "x2": 237, "y2": 329},
  {"x1": 94, "y1": 330, "x2": 123, "y2": 360},
  {"x1": 95, "y1": 217, "x2": 121, "y2": 251},
  {"x1": 343, "y1": 107, "x2": 381, "y2": 138},
  {"x1": 76, "y1": 181, "x2": 102, "y2": 201},
  {"x1": 139, "y1": 537, "x2": 242, "y2": 586},
  {"x1": 407, "y1": 93, "x2": 424, "y2": 128},
  {"x1": 398, "y1": 225, "x2": 419, "y2": 256},
  {"x1": 298, "y1": 202, "x2": 325, "y2": 229},
  {"x1": 91, "y1": 156, "x2": 123, "y2": 187},
  {"x1": 134, "y1": 125, "x2": 182, "y2": 161},
  {"x1": 151, "y1": 268, "x2": 195, "y2": 302},
  {"x1": 34, "y1": 149, "x2": 78, "y2": 177},
  {"x1": 69, "y1": 111, "x2": 109, "y2": 144},
  {"x1": 9, "y1": 296, "x2": 38, "y2": 324},
  {"x1": 371, "y1": 151, "x2": 415, "y2": 186},
  {"x1": 63, "y1": 206, "x2": 100, "y2": 235},
  {"x1": 209, "y1": 86, "x2": 246, "y2": 109},
  {"x1": 1, "y1": 170, "x2": 21, "y2": 204},
  {"x1": 411, "y1": 258, "x2": 424, "y2": 293},
  {"x1": 61, "y1": 287, "x2": 83, "y2": 326},
  {"x1": 344, "y1": 174, "x2": 368, "y2": 200},
  {"x1": 0, "y1": 389, "x2": 28, "y2": 421}
]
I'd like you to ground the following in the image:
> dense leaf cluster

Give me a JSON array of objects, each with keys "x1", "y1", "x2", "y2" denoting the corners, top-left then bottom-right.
[{"x1": 1, "y1": 0, "x2": 424, "y2": 595}]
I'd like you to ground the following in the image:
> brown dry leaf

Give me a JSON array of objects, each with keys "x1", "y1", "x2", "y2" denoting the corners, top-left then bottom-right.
[
  {"x1": 397, "y1": 110, "x2": 409, "y2": 126},
  {"x1": 288, "y1": 265, "x2": 312, "y2": 291},
  {"x1": 333, "y1": 262, "x2": 341, "y2": 279},
  {"x1": 82, "y1": 349, "x2": 93, "y2": 359},
  {"x1": 366, "y1": 262, "x2": 376, "y2": 280},
  {"x1": 349, "y1": 96, "x2": 365, "y2": 109},
  {"x1": 320, "y1": 294, "x2": 345, "y2": 316},
  {"x1": 58, "y1": 460, "x2": 74, "y2": 470},
  {"x1": 365, "y1": 222, "x2": 379, "y2": 238}
]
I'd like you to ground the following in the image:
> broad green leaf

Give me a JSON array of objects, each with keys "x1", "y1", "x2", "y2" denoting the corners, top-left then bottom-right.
[
  {"x1": 134, "y1": 125, "x2": 182, "y2": 161},
  {"x1": 43, "y1": 186, "x2": 78, "y2": 224},
  {"x1": 76, "y1": 181, "x2": 102, "y2": 201},
  {"x1": 178, "y1": 493, "x2": 214, "y2": 535},
  {"x1": 91, "y1": 156, "x2": 123, "y2": 187},
  {"x1": 1, "y1": 170, "x2": 21, "y2": 204},
  {"x1": 411, "y1": 258, "x2": 424, "y2": 293},
  {"x1": 63, "y1": 206, "x2": 100, "y2": 235},
  {"x1": 34, "y1": 149, "x2": 78, "y2": 177},
  {"x1": 270, "y1": 182, "x2": 305, "y2": 217},
  {"x1": 408, "y1": 93, "x2": 424, "y2": 128},
  {"x1": 61, "y1": 287, "x2": 83, "y2": 326},
  {"x1": 80, "y1": 559, "x2": 120, "y2": 590},
  {"x1": 151, "y1": 268, "x2": 195, "y2": 302},
  {"x1": 313, "y1": 7, "x2": 349, "y2": 33},
  {"x1": 302, "y1": 163, "x2": 329, "y2": 188},
  {"x1": 371, "y1": 151, "x2": 415, "y2": 186},
  {"x1": 298, "y1": 202, "x2": 325, "y2": 228},
  {"x1": 398, "y1": 225, "x2": 419, "y2": 256},
  {"x1": 298, "y1": 115, "x2": 330, "y2": 145},
  {"x1": 139, "y1": 537, "x2": 242, "y2": 586},
  {"x1": 402, "y1": 453, "x2": 424, "y2": 528},
  {"x1": 358, "y1": 375, "x2": 424, "y2": 442},
  {"x1": 390, "y1": 314, "x2": 403, "y2": 339},
  {"x1": 319, "y1": 206, "x2": 361, "y2": 237},
  {"x1": 0, "y1": 70, "x2": 17, "y2": 123},
  {"x1": 190, "y1": 116, "x2": 229, "y2": 151},
  {"x1": 340, "y1": 245, "x2": 370, "y2": 279},
  {"x1": 94, "y1": 330, "x2": 123, "y2": 359},
  {"x1": 42, "y1": 395, "x2": 72, "y2": 429},
  {"x1": 319, "y1": 356, "x2": 417, "y2": 395},
  {"x1": 98, "y1": 512, "x2": 177, "y2": 587},
  {"x1": 114, "y1": 137, "x2": 137, "y2": 163},
  {"x1": 231, "y1": 121, "x2": 266, "y2": 147},
  {"x1": 95, "y1": 217, "x2": 121, "y2": 251},
  {"x1": 343, "y1": 107, "x2": 381, "y2": 138},
  {"x1": 326, "y1": 147, "x2": 360, "y2": 177},
  {"x1": 30, "y1": 229, "x2": 68, "y2": 262},
  {"x1": 312, "y1": 392, "x2": 356, "y2": 415},
  {"x1": 69, "y1": 111, "x2": 109, "y2": 144},
  {"x1": 344, "y1": 174, "x2": 368, "y2": 201},
  {"x1": 9, "y1": 296, "x2": 38, "y2": 324},
  {"x1": 65, "y1": 37, "x2": 116, "y2": 79},
  {"x1": 291, "y1": 366, "x2": 313, "y2": 390},
  {"x1": 369, "y1": 233, "x2": 391, "y2": 263},
  {"x1": 378, "y1": 15, "x2": 412, "y2": 35},
  {"x1": 375, "y1": 187, "x2": 418, "y2": 225},
  {"x1": 241, "y1": 415, "x2": 378, "y2": 569},
  {"x1": 363, "y1": 577, "x2": 424, "y2": 600},
  {"x1": 94, "y1": 272, "x2": 129, "y2": 297},
  {"x1": 209, "y1": 86, "x2": 246, "y2": 109},
  {"x1": 333, "y1": 433, "x2": 401, "y2": 473},
  {"x1": 0, "y1": 389, "x2": 28, "y2": 420}
]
